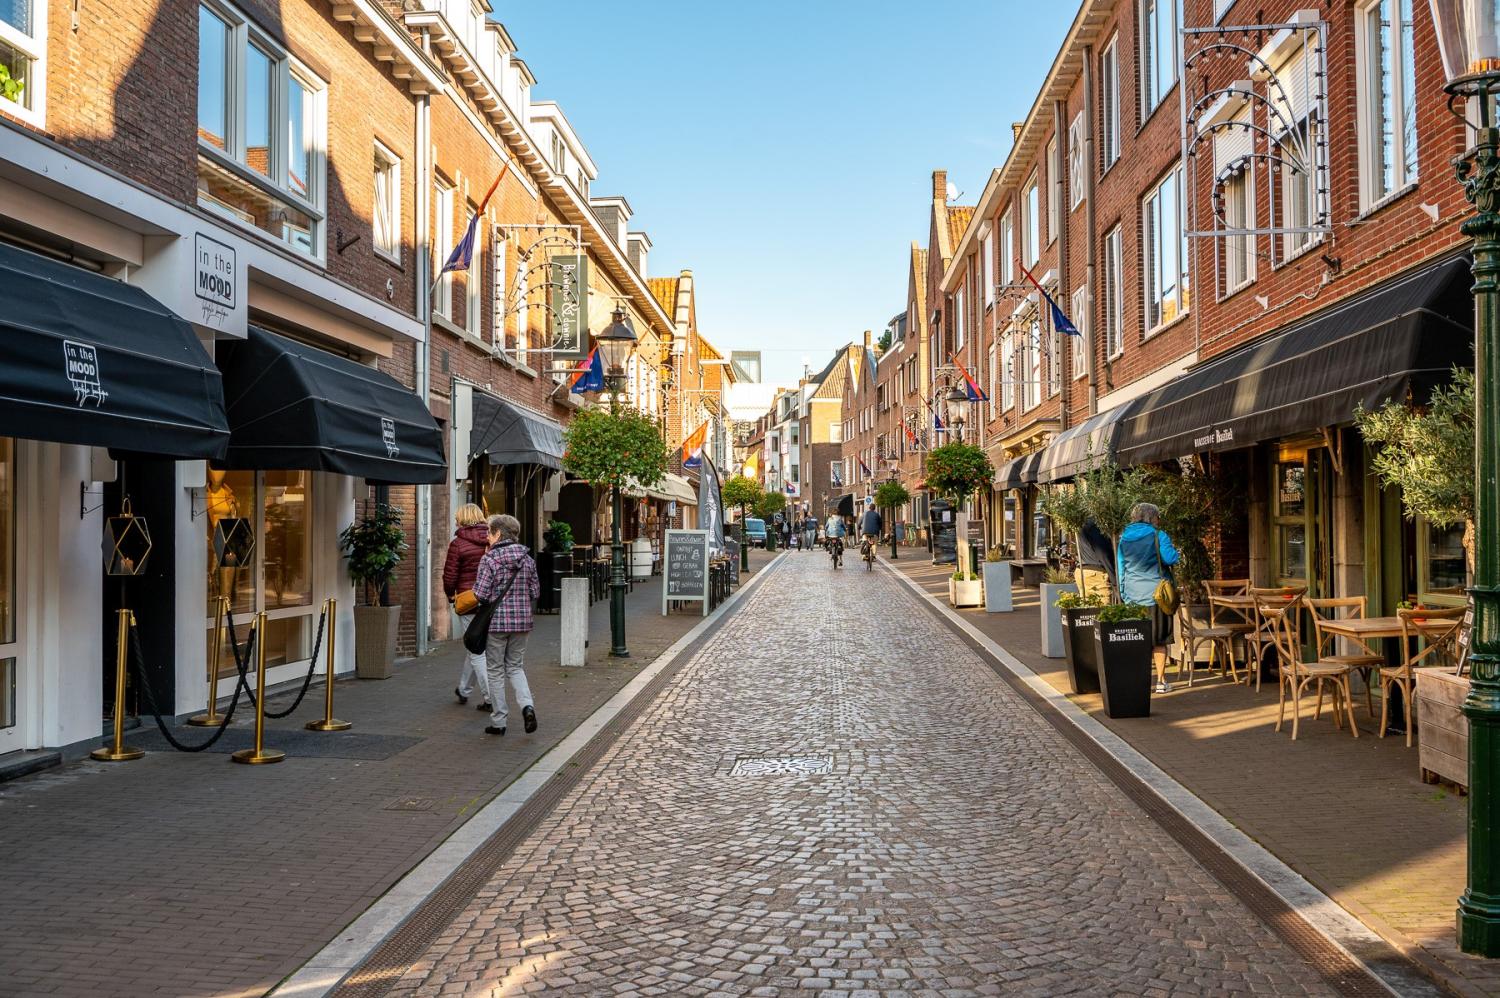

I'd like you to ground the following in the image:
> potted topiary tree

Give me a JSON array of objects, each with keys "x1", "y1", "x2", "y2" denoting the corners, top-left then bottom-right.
[
  {"x1": 874, "y1": 479, "x2": 910, "y2": 558},
  {"x1": 340, "y1": 502, "x2": 407, "y2": 679},
  {"x1": 722, "y1": 474, "x2": 763, "y2": 571},
  {"x1": 1092, "y1": 602, "x2": 1154, "y2": 717},
  {"x1": 754, "y1": 491, "x2": 786, "y2": 551},
  {"x1": 926, "y1": 441, "x2": 995, "y2": 583}
]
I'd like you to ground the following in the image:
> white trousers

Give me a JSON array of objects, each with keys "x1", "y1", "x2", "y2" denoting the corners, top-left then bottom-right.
[
  {"x1": 484, "y1": 631, "x2": 534, "y2": 728},
  {"x1": 455, "y1": 612, "x2": 490, "y2": 701}
]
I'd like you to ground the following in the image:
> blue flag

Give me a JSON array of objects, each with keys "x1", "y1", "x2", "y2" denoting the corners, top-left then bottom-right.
[
  {"x1": 569, "y1": 348, "x2": 604, "y2": 394},
  {"x1": 1045, "y1": 290, "x2": 1080, "y2": 336},
  {"x1": 439, "y1": 213, "x2": 481, "y2": 278}
]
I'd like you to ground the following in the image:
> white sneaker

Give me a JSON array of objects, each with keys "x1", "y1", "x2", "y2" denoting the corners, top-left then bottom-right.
[{"x1": 1154, "y1": 682, "x2": 1171, "y2": 694}]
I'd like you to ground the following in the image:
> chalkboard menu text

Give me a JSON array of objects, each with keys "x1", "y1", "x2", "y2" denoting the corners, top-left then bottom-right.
[{"x1": 662, "y1": 529, "x2": 711, "y2": 616}]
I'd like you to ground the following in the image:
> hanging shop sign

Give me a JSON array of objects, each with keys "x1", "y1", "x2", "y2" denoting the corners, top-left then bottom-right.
[{"x1": 549, "y1": 255, "x2": 588, "y2": 359}]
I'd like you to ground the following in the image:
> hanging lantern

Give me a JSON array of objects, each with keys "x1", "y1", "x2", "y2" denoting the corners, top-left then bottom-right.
[
  {"x1": 103, "y1": 499, "x2": 153, "y2": 577},
  {"x1": 212, "y1": 516, "x2": 255, "y2": 570}
]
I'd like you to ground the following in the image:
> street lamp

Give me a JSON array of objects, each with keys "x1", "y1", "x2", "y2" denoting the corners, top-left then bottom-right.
[
  {"x1": 886, "y1": 463, "x2": 901, "y2": 560},
  {"x1": 597, "y1": 306, "x2": 637, "y2": 658},
  {"x1": 1433, "y1": 0, "x2": 1500, "y2": 956},
  {"x1": 943, "y1": 384, "x2": 968, "y2": 441}
]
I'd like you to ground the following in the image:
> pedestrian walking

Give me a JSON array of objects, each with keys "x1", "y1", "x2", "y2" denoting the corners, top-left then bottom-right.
[
  {"x1": 802, "y1": 514, "x2": 817, "y2": 551},
  {"x1": 441, "y1": 503, "x2": 492, "y2": 711},
  {"x1": 1075, "y1": 518, "x2": 1116, "y2": 601},
  {"x1": 1115, "y1": 503, "x2": 1180, "y2": 695},
  {"x1": 472, "y1": 514, "x2": 541, "y2": 736}
]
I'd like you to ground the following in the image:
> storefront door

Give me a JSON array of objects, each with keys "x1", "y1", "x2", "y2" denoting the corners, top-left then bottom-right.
[
  {"x1": 205, "y1": 469, "x2": 316, "y2": 687},
  {"x1": 1270, "y1": 442, "x2": 1333, "y2": 597},
  {"x1": 0, "y1": 439, "x2": 19, "y2": 755}
]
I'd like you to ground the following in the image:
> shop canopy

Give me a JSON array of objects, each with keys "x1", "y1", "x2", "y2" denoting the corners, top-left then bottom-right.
[
  {"x1": 623, "y1": 473, "x2": 698, "y2": 505},
  {"x1": 1115, "y1": 255, "x2": 1475, "y2": 467},
  {"x1": 1036, "y1": 404, "x2": 1137, "y2": 484},
  {"x1": 994, "y1": 450, "x2": 1043, "y2": 491},
  {"x1": 469, "y1": 391, "x2": 565, "y2": 470},
  {"x1": 0, "y1": 240, "x2": 229, "y2": 459},
  {"x1": 217, "y1": 326, "x2": 446, "y2": 484},
  {"x1": 833, "y1": 493, "x2": 855, "y2": 517}
]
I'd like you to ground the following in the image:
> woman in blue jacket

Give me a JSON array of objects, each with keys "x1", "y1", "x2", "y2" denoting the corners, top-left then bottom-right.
[{"x1": 1116, "y1": 502, "x2": 1180, "y2": 694}]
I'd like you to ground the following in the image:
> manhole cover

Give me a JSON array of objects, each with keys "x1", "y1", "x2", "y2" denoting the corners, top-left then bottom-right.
[
  {"x1": 730, "y1": 756, "x2": 833, "y2": 776},
  {"x1": 383, "y1": 797, "x2": 436, "y2": 812}
]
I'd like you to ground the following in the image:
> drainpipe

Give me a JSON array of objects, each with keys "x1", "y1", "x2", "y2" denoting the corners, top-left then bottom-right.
[
  {"x1": 1083, "y1": 44, "x2": 1100, "y2": 417},
  {"x1": 1054, "y1": 97, "x2": 1071, "y2": 430},
  {"x1": 414, "y1": 92, "x2": 433, "y2": 656}
]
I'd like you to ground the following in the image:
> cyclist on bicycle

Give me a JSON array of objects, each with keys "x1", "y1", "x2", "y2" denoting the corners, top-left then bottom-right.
[
  {"x1": 858, "y1": 499, "x2": 883, "y2": 561},
  {"x1": 824, "y1": 509, "x2": 846, "y2": 567}
]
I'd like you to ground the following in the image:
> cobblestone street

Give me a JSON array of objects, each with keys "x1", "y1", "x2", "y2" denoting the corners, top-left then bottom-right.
[{"x1": 365, "y1": 554, "x2": 1352, "y2": 996}]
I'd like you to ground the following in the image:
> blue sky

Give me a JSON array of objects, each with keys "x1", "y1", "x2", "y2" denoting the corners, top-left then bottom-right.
[{"x1": 497, "y1": 2, "x2": 1077, "y2": 386}]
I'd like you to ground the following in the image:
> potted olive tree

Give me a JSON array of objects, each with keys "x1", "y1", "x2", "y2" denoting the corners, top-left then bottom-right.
[
  {"x1": 722, "y1": 475, "x2": 763, "y2": 571},
  {"x1": 340, "y1": 502, "x2": 407, "y2": 679},
  {"x1": 1149, "y1": 464, "x2": 1242, "y2": 672},
  {"x1": 1056, "y1": 589, "x2": 1104, "y2": 694},
  {"x1": 1092, "y1": 602, "x2": 1154, "y2": 717}
]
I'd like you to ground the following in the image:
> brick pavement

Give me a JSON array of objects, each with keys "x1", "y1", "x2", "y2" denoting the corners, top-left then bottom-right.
[
  {"x1": 0, "y1": 551, "x2": 774, "y2": 998},
  {"x1": 377, "y1": 554, "x2": 1344, "y2": 996},
  {"x1": 890, "y1": 557, "x2": 1489, "y2": 996}
]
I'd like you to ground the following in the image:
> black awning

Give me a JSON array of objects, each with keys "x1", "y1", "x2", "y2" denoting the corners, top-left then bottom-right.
[
  {"x1": 995, "y1": 450, "x2": 1043, "y2": 491},
  {"x1": 1116, "y1": 255, "x2": 1475, "y2": 466},
  {"x1": 1037, "y1": 404, "x2": 1137, "y2": 483},
  {"x1": 469, "y1": 391, "x2": 564, "y2": 470},
  {"x1": 0, "y1": 241, "x2": 229, "y2": 459},
  {"x1": 834, "y1": 493, "x2": 855, "y2": 517},
  {"x1": 217, "y1": 326, "x2": 445, "y2": 484}
]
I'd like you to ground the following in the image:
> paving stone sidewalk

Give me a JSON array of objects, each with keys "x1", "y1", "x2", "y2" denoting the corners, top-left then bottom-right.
[
  {"x1": 0, "y1": 551, "x2": 774, "y2": 998},
  {"x1": 377, "y1": 553, "x2": 1345, "y2": 997},
  {"x1": 890, "y1": 555, "x2": 1488, "y2": 997}
]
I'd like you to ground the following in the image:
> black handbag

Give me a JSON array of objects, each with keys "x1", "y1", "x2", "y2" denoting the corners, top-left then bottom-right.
[{"x1": 461, "y1": 550, "x2": 521, "y2": 655}]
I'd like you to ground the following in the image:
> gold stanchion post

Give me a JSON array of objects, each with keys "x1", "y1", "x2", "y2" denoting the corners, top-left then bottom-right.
[
  {"x1": 306, "y1": 598, "x2": 349, "y2": 731},
  {"x1": 92, "y1": 609, "x2": 144, "y2": 761},
  {"x1": 232, "y1": 611, "x2": 285, "y2": 765},
  {"x1": 188, "y1": 595, "x2": 229, "y2": 727}
]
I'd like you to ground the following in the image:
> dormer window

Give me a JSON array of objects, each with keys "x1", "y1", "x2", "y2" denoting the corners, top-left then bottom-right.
[{"x1": 551, "y1": 132, "x2": 565, "y2": 174}]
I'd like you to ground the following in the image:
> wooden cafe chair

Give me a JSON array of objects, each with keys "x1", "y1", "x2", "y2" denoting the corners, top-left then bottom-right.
[
  {"x1": 1264, "y1": 593, "x2": 1359, "y2": 741},
  {"x1": 1384, "y1": 607, "x2": 1465, "y2": 747},
  {"x1": 1307, "y1": 597, "x2": 1384, "y2": 718}
]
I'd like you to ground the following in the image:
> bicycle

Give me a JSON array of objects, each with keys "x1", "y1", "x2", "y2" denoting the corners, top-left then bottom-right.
[
  {"x1": 827, "y1": 536, "x2": 843, "y2": 569},
  {"x1": 860, "y1": 536, "x2": 877, "y2": 571}
]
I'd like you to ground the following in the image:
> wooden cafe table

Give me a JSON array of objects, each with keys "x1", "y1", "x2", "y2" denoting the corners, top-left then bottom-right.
[{"x1": 1317, "y1": 615, "x2": 1459, "y2": 735}]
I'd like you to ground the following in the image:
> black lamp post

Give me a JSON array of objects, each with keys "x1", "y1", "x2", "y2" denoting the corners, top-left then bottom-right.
[
  {"x1": 596, "y1": 306, "x2": 638, "y2": 659},
  {"x1": 1433, "y1": 0, "x2": 1500, "y2": 956},
  {"x1": 886, "y1": 464, "x2": 901, "y2": 560}
]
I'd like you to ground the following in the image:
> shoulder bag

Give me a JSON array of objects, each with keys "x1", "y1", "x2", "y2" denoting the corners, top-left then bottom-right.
[
  {"x1": 462, "y1": 549, "x2": 520, "y2": 655},
  {"x1": 1152, "y1": 530, "x2": 1179, "y2": 616}
]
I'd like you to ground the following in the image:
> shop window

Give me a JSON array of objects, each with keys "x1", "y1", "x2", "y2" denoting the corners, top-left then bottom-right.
[
  {"x1": 196, "y1": 2, "x2": 325, "y2": 258},
  {"x1": 1357, "y1": 0, "x2": 1419, "y2": 207},
  {"x1": 373, "y1": 143, "x2": 401, "y2": 261},
  {"x1": 205, "y1": 469, "x2": 314, "y2": 677},
  {"x1": 1418, "y1": 519, "x2": 1468, "y2": 604},
  {"x1": 1143, "y1": 164, "x2": 1189, "y2": 333},
  {"x1": 0, "y1": 0, "x2": 42, "y2": 120}
]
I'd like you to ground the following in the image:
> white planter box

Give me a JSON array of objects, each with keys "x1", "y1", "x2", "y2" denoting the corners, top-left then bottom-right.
[
  {"x1": 1039, "y1": 582, "x2": 1076, "y2": 658},
  {"x1": 949, "y1": 578, "x2": 983, "y2": 608},
  {"x1": 982, "y1": 561, "x2": 1012, "y2": 612}
]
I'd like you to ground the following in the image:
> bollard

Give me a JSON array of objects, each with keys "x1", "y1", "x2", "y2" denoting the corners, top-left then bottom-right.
[
  {"x1": 92, "y1": 608, "x2": 145, "y2": 761},
  {"x1": 188, "y1": 596, "x2": 229, "y2": 727},
  {"x1": 305, "y1": 598, "x2": 350, "y2": 732},
  {"x1": 560, "y1": 577, "x2": 587, "y2": 667},
  {"x1": 232, "y1": 611, "x2": 285, "y2": 765}
]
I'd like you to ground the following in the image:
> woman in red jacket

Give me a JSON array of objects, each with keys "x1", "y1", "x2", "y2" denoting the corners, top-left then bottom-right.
[{"x1": 442, "y1": 503, "x2": 492, "y2": 709}]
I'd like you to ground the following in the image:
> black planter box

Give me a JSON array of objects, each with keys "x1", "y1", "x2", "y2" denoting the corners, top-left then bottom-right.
[
  {"x1": 1060, "y1": 606, "x2": 1101, "y2": 695},
  {"x1": 1093, "y1": 619, "x2": 1153, "y2": 718}
]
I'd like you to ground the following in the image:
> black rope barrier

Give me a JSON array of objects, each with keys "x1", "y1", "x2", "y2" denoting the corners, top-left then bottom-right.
[
  {"x1": 240, "y1": 605, "x2": 327, "y2": 719},
  {"x1": 125, "y1": 619, "x2": 257, "y2": 753}
]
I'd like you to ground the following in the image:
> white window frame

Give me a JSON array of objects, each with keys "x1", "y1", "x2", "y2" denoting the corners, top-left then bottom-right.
[
  {"x1": 1221, "y1": 166, "x2": 1255, "y2": 295},
  {"x1": 1103, "y1": 225, "x2": 1123, "y2": 359},
  {"x1": 491, "y1": 230, "x2": 508, "y2": 347},
  {"x1": 987, "y1": 342, "x2": 997, "y2": 421},
  {"x1": 829, "y1": 421, "x2": 842, "y2": 444},
  {"x1": 1356, "y1": 0, "x2": 1419, "y2": 209},
  {"x1": 1071, "y1": 286, "x2": 1089, "y2": 380},
  {"x1": 955, "y1": 287, "x2": 966, "y2": 352},
  {"x1": 0, "y1": 0, "x2": 47, "y2": 126},
  {"x1": 1046, "y1": 136, "x2": 1060, "y2": 243},
  {"x1": 1101, "y1": 36, "x2": 1120, "y2": 169},
  {"x1": 1001, "y1": 329, "x2": 1015, "y2": 412},
  {"x1": 433, "y1": 179, "x2": 455, "y2": 320},
  {"x1": 1068, "y1": 111, "x2": 1087, "y2": 209},
  {"x1": 1281, "y1": 116, "x2": 1322, "y2": 260},
  {"x1": 982, "y1": 233, "x2": 995, "y2": 307},
  {"x1": 196, "y1": 0, "x2": 327, "y2": 261},
  {"x1": 372, "y1": 141, "x2": 401, "y2": 263},
  {"x1": 1139, "y1": 0, "x2": 1182, "y2": 118},
  {"x1": 464, "y1": 206, "x2": 482, "y2": 337},
  {"x1": 1000, "y1": 210, "x2": 1015, "y2": 287},
  {"x1": 1023, "y1": 319, "x2": 1042, "y2": 412},
  {"x1": 1047, "y1": 307, "x2": 1061, "y2": 397},
  {"x1": 1142, "y1": 163, "x2": 1188, "y2": 335},
  {"x1": 1023, "y1": 176, "x2": 1040, "y2": 267}
]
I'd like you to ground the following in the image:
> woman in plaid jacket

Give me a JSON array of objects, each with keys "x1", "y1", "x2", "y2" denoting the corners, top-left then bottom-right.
[{"x1": 472, "y1": 514, "x2": 541, "y2": 736}]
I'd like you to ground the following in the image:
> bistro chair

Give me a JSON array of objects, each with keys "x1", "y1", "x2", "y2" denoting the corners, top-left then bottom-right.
[
  {"x1": 1383, "y1": 607, "x2": 1466, "y2": 747},
  {"x1": 1264, "y1": 593, "x2": 1359, "y2": 741},
  {"x1": 1243, "y1": 586, "x2": 1306, "y2": 691},
  {"x1": 1204, "y1": 578, "x2": 1253, "y2": 676},
  {"x1": 1174, "y1": 603, "x2": 1239, "y2": 686},
  {"x1": 1307, "y1": 597, "x2": 1384, "y2": 718}
]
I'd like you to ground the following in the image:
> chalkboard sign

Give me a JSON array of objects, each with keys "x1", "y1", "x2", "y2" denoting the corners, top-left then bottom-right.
[{"x1": 662, "y1": 529, "x2": 711, "y2": 616}]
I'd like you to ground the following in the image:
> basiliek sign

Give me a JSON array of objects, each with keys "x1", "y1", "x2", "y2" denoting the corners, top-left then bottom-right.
[
  {"x1": 1106, "y1": 629, "x2": 1147, "y2": 643},
  {"x1": 1192, "y1": 427, "x2": 1235, "y2": 450}
]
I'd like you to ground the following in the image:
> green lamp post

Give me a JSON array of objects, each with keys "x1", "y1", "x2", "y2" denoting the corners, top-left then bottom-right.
[
  {"x1": 596, "y1": 306, "x2": 638, "y2": 659},
  {"x1": 1434, "y1": 0, "x2": 1500, "y2": 956}
]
